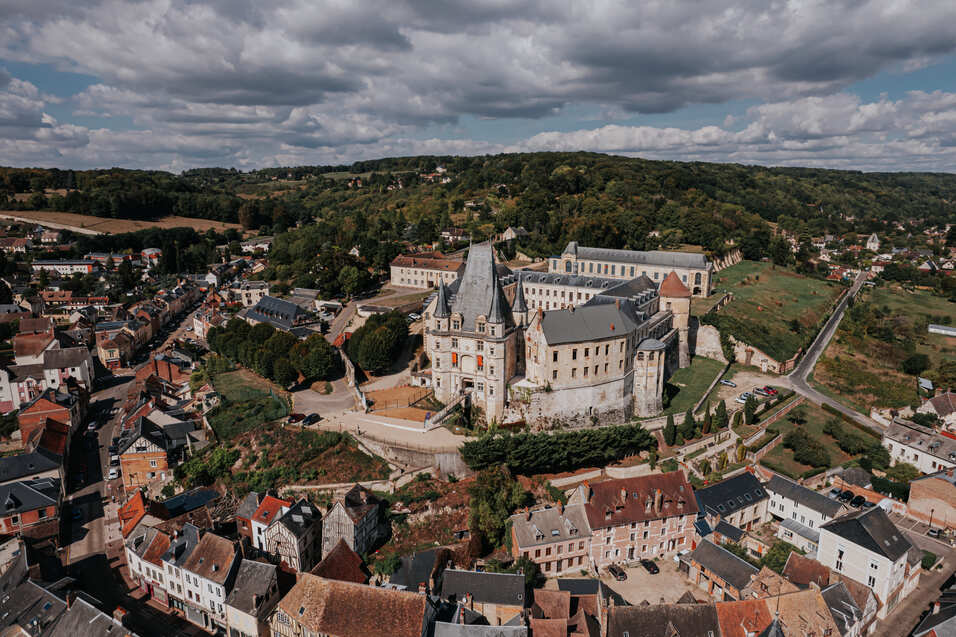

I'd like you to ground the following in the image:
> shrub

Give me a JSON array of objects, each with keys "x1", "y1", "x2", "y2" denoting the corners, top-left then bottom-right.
[
  {"x1": 922, "y1": 551, "x2": 937, "y2": 570},
  {"x1": 783, "y1": 429, "x2": 830, "y2": 468},
  {"x1": 871, "y1": 476, "x2": 909, "y2": 501}
]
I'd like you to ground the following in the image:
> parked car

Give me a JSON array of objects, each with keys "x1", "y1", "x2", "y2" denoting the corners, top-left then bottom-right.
[
  {"x1": 850, "y1": 495, "x2": 867, "y2": 508},
  {"x1": 753, "y1": 387, "x2": 770, "y2": 397},
  {"x1": 288, "y1": 413, "x2": 305, "y2": 423},
  {"x1": 640, "y1": 559, "x2": 660, "y2": 574},
  {"x1": 928, "y1": 528, "x2": 942, "y2": 539},
  {"x1": 735, "y1": 392, "x2": 752, "y2": 404},
  {"x1": 719, "y1": 379, "x2": 736, "y2": 387},
  {"x1": 762, "y1": 386, "x2": 779, "y2": 396},
  {"x1": 607, "y1": 564, "x2": 627, "y2": 581},
  {"x1": 304, "y1": 413, "x2": 322, "y2": 425},
  {"x1": 407, "y1": 312, "x2": 422, "y2": 321},
  {"x1": 109, "y1": 456, "x2": 120, "y2": 467},
  {"x1": 829, "y1": 488, "x2": 842, "y2": 499},
  {"x1": 87, "y1": 421, "x2": 97, "y2": 432},
  {"x1": 861, "y1": 501, "x2": 876, "y2": 509},
  {"x1": 108, "y1": 445, "x2": 118, "y2": 455},
  {"x1": 838, "y1": 490, "x2": 854, "y2": 503},
  {"x1": 111, "y1": 436, "x2": 120, "y2": 446}
]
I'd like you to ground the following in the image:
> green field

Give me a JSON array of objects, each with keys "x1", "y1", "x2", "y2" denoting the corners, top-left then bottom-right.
[
  {"x1": 760, "y1": 403, "x2": 880, "y2": 479},
  {"x1": 704, "y1": 261, "x2": 844, "y2": 362},
  {"x1": 209, "y1": 370, "x2": 290, "y2": 440},
  {"x1": 661, "y1": 356, "x2": 725, "y2": 415},
  {"x1": 813, "y1": 285, "x2": 955, "y2": 410}
]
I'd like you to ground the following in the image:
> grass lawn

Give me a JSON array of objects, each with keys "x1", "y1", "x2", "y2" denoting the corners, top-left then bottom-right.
[
  {"x1": 760, "y1": 402, "x2": 880, "y2": 479},
  {"x1": 813, "y1": 285, "x2": 955, "y2": 411},
  {"x1": 706, "y1": 261, "x2": 844, "y2": 361},
  {"x1": 209, "y1": 370, "x2": 291, "y2": 440},
  {"x1": 214, "y1": 369, "x2": 287, "y2": 402},
  {"x1": 661, "y1": 356, "x2": 725, "y2": 415}
]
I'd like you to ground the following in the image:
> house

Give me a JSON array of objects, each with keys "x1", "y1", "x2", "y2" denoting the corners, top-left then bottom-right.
[
  {"x1": 16, "y1": 388, "x2": 83, "y2": 444},
  {"x1": 907, "y1": 469, "x2": 956, "y2": 530},
  {"x1": 765, "y1": 474, "x2": 849, "y2": 552},
  {"x1": 570, "y1": 471, "x2": 697, "y2": 570},
  {"x1": 261, "y1": 497, "x2": 322, "y2": 572},
  {"x1": 918, "y1": 391, "x2": 956, "y2": 427},
  {"x1": 714, "y1": 597, "x2": 773, "y2": 637},
  {"x1": 606, "y1": 602, "x2": 721, "y2": 637},
  {"x1": 240, "y1": 236, "x2": 273, "y2": 253},
  {"x1": 31, "y1": 260, "x2": 97, "y2": 275},
  {"x1": 180, "y1": 532, "x2": 239, "y2": 634},
  {"x1": 251, "y1": 495, "x2": 291, "y2": 552},
  {"x1": 0, "y1": 477, "x2": 61, "y2": 539},
  {"x1": 390, "y1": 251, "x2": 465, "y2": 290},
  {"x1": 817, "y1": 507, "x2": 915, "y2": 619},
  {"x1": 40, "y1": 230, "x2": 61, "y2": 244},
  {"x1": 509, "y1": 502, "x2": 591, "y2": 576},
  {"x1": 913, "y1": 584, "x2": 956, "y2": 637},
  {"x1": 117, "y1": 417, "x2": 183, "y2": 489},
  {"x1": 0, "y1": 238, "x2": 32, "y2": 253},
  {"x1": 683, "y1": 539, "x2": 759, "y2": 601},
  {"x1": 821, "y1": 581, "x2": 868, "y2": 637},
  {"x1": 0, "y1": 444, "x2": 63, "y2": 487},
  {"x1": 235, "y1": 491, "x2": 261, "y2": 542},
  {"x1": 311, "y1": 538, "x2": 369, "y2": 584},
  {"x1": 527, "y1": 587, "x2": 601, "y2": 637},
  {"x1": 228, "y1": 280, "x2": 270, "y2": 307},
  {"x1": 389, "y1": 547, "x2": 453, "y2": 592},
  {"x1": 158, "y1": 523, "x2": 202, "y2": 614},
  {"x1": 693, "y1": 471, "x2": 769, "y2": 554},
  {"x1": 271, "y1": 573, "x2": 436, "y2": 637},
  {"x1": 434, "y1": 623, "x2": 527, "y2": 636},
  {"x1": 97, "y1": 331, "x2": 134, "y2": 369},
  {"x1": 499, "y1": 226, "x2": 530, "y2": 242},
  {"x1": 225, "y1": 559, "x2": 281, "y2": 637},
  {"x1": 125, "y1": 524, "x2": 172, "y2": 605},
  {"x1": 865, "y1": 233, "x2": 880, "y2": 251},
  {"x1": 882, "y1": 418, "x2": 956, "y2": 473},
  {"x1": 741, "y1": 566, "x2": 799, "y2": 599},
  {"x1": 321, "y1": 484, "x2": 386, "y2": 558},
  {"x1": 243, "y1": 295, "x2": 309, "y2": 332},
  {"x1": 441, "y1": 568, "x2": 527, "y2": 626}
]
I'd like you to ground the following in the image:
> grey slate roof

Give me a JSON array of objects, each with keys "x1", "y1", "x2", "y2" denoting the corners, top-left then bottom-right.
[
  {"x1": 447, "y1": 243, "x2": 513, "y2": 331},
  {"x1": 820, "y1": 507, "x2": 911, "y2": 561},
  {"x1": 276, "y1": 498, "x2": 321, "y2": 537},
  {"x1": 50, "y1": 596, "x2": 135, "y2": 637},
  {"x1": 512, "y1": 270, "x2": 621, "y2": 291},
  {"x1": 562, "y1": 242, "x2": 712, "y2": 269},
  {"x1": 236, "y1": 491, "x2": 261, "y2": 520},
  {"x1": 913, "y1": 586, "x2": 956, "y2": 637},
  {"x1": 510, "y1": 277, "x2": 527, "y2": 313},
  {"x1": 821, "y1": 582, "x2": 863, "y2": 636},
  {"x1": 0, "y1": 477, "x2": 59, "y2": 515},
  {"x1": 42, "y1": 347, "x2": 89, "y2": 370},
  {"x1": 118, "y1": 417, "x2": 171, "y2": 455},
  {"x1": 780, "y1": 518, "x2": 820, "y2": 544},
  {"x1": 390, "y1": 548, "x2": 444, "y2": 590},
  {"x1": 226, "y1": 559, "x2": 277, "y2": 616},
  {"x1": 688, "y1": 540, "x2": 759, "y2": 591},
  {"x1": 766, "y1": 475, "x2": 847, "y2": 518},
  {"x1": 246, "y1": 295, "x2": 307, "y2": 331},
  {"x1": 161, "y1": 522, "x2": 201, "y2": 566},
  {"x1": 555, "y1": 578, "x2": 627, "y2": 607},
  {"x1": 694, "y1": 472, "x2": 767, "y2": 518},
  {"x1": 0, "y1": 450, "x2": 61, "y2": 483},
  {"x1": 603, "y1": 275, "x2": 658, "y2": 299},
  {"x1": 433, "y1": 280, "x2": 451, "y2": 318},
  {"x1": 537, "y1": 298, "x2": 644, "y2": 345},
  {"x1": 714, "y1": 520, "x2": 744, "y2": 542},
  {"x1": 434, "y1": 623, "x2": 527, "y2": 637},
  {"x1": 441, "y1": 569, "x2": 526, "y2": 607},
  {"x1": 606, "y1": 603, "x2": 721, "y2": 637},
  {"x1": 509, "y1": 504, "x2": 591, "y2": 550}
]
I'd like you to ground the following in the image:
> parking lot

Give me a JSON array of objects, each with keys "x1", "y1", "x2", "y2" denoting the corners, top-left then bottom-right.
[{"x1": 598, "y1": 558, "x2": 698, "y2": 605}]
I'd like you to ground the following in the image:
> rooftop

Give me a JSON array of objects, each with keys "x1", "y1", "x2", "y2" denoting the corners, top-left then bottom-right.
[
  {"x1": 580, "y1": 471, "x2": 698, "y2": 530},
  {"x1": 688, "y1": 540, "x2": 759, "y2": 591},
  {"x1": 765, "y1": 474, "x2": 846, "y2": 518},
  {"x1": 181, "y1": 532, "x2": 236, "y2": 584},
  {"x1": 510, "y1": 503, "x2": 591, "y2": 549},
  {"x1": 311, "y1": 538, "x2": 368, "y2": 585},
  {"x1": 820, "y1": 507, "x2": 911, "y2": 562},
  {"x1": 884, "y1": 418, "x2": 956, "y2": 464},
  {"x1": 561, "y1": 242, "x2": 711, "y2": 269},
  {"x1": 441, "y1": 569, "x2": 527, "y2": 607},
  {"x1": 694, "y1": 472, "x2": 767, "y2": 519},
  {"x1": 606, "y1": 602, "x2": 720, "y2": 637},
  {"x1": 225, "y1": 559, "x2": 277, "y2": 616}
]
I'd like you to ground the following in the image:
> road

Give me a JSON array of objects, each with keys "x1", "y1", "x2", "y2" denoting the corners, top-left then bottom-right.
[
  {"x1": 326, "y1": 301, "x2": 356, "y2": 343},
  {"x1": 787, "y1": 271, "x2": 879, "y2": 429}
]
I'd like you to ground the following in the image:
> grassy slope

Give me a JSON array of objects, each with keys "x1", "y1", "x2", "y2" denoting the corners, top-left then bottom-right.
[
  {"x1": 709, "y1": 261, "x2": 843, "y2": 361},
  {"x1": 662, "y1": 356, "x2": 725, "y2": 415}
]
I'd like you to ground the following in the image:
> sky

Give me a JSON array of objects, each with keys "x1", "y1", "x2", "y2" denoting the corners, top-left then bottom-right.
[{"x1": 2, "y1": 0, "x2": 956, "y2": 172}]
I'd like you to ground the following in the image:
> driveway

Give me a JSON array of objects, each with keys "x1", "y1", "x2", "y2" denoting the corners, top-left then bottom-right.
[
  {"x1": 597, "y1": 559, "x2": 698, "y2": 605},
  {"x1": 292, "y1": 379, "x2": 357, "y2": 416}
]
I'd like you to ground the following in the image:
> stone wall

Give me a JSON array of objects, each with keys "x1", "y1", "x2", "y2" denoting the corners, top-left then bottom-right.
[
  {"x1": 690, "y1": 320, "x2": 727, "y2": 363},
  {"x1": 506, "y1": 375, "x2": 633, "y2": 430},
  {"x1": 731, "y1": 337, "x2": 799, "y2": 374},
  {"x1": 713, "y1": 249, "x2": 742, "y2": 271}
]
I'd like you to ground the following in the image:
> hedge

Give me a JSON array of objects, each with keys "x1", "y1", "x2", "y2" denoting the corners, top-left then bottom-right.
[
  {"x1": 747, "y1": 432, "x2": 780, "y2": 453},
  {"x1": 800, "y1": 466, "x2": 827, "y2": 479},
  {"x1": 821, "y1": 403, "x2": 881, "y2": 438},
  {"x1": 759, "y1": 458, "x2": 798, "y2": 479},
  {"x1": 871, "y1": 475, "x2": 909, "y2": 501}
]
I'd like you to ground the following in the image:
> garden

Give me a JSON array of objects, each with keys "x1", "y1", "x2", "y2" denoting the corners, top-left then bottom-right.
[{"x1": 660, "y1": 356, "x2": 725, "y2": 416}]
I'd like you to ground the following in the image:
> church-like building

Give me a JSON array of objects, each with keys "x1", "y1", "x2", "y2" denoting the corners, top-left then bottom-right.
[{"x1": 423, "y1": 243, "x2": 692, "y2": 427}]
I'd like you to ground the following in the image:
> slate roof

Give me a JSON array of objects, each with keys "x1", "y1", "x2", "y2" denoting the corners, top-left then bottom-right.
[
  {"x1": 913, "y1": 585, "x2": 956, "y2": 637},
  {"x1": 434, "y1": 623, "x2": 528, "y2": 637},
  {"x1": 694, "y1": 472, "x2": 767, "y2": 519},
  {"x1": 117, "y1": 417, "x2": 172, "y2": 455},
  {"x1": 433, "y1": 280, "x2": 451, "y2": 318},
  {"x1": 838, "y1": 467, "x2": 873, "y2": 488},
  {"x1": 600, "y1": 274, "x2": 658, "y2": 299},
  {"x1": 820, "y1": 507, "x2": 911, "y2": 561},
  {"x1": 714, "y1": 520, "x2": 744, "y2": 542},
  {"x1": 51, "y1": 596, "x2": 138, "y2": 637},
  {"x1": 160, "y1": 487, "x2": 218, "y2": 518},
  {"x1": 389, "y1": 547, "x2": 447, "y2": 590},
  {"x1": 555, "y1": 578, "x2": 626, "y2": 608},
  {"x1": 780, "y1": 518, "x2": 820, "y2": 544},
  {"x1": 279, "y1": 573, "x2": 427, "y2": 637},
  {"x1": 688, "y1": 540, "x2": 759, "y2": 591},
  {"x1": 606, "y1": 603, "x2": 721, "y2": 637},
  {"x1": 246, "y1": 295, "x2": 307, "y2": 330},
  {"x1": 236, "y1": 491, "x2": 261, "y2": 520},
  {"x1": 42, "y1": 347, "x2": 90, "y2": 370},
  {"x1": 441, "y1": 569, "x2": 527, "y2": 607},
  {"x1": 0, "y1": 450, "x2": 61, "y2": 483},
  {"x1": 275, "y1": 498, "x2": 321, "y2": 538},
  {"x1": 0, "y1": 477, "x2": 60, "y2": 515},
  {"x1": 561, "y1": 242, "x2": 712, "y2": 269},
  {"x1": 884, "y1": 418, "x2": 956, "y2": 465},
  {"x1": 821, "y1": 582, "x2": 864, "y2": 636},
  {"x1": 181, "y1": 532, "x2": 236, "y2": 585},
  {"x1": 512, "y1": 270, "x2": 621, "y2": 291},
  {"x1": 311, "y1": 538, "x2": 368, "y2": 584},
  {"x1": 226, "y1": 559, "x2": 277, "y2": 616},
  {"x1": 582, "y1": 471, "x2": 697, "y2": 531},
  {"x1": 447, "y1": 243, "x2": 514, "y2": 331},
  {"x1": 161, "y1": 522, "x2": 201, "y2": 567},
  {"x1": 537, "y1": 297, "x2": 646, "y2": 345},
  {"x1": 766, "y1": 475, "x2": 846, "y2": 518},
  {"x1": 340, "y1": 484, "x2": 380, "y2": 523},
  {"x1": 510, "y1": 503, "x2": 591, "y2": 550}
]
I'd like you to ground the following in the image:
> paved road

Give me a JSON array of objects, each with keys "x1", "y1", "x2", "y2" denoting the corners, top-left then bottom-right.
[
  {"x1": 787, "y1": 271, "x2": 879, "y2": 428},
  {"x1": 326, "y1": 301, "x2": 356, "y2": 343}
]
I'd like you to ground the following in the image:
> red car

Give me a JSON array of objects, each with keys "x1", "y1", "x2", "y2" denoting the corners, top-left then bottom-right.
[
  {"x1": 763, "y1": 386, "x2": 778, "y2": 396},
  {"x1": 288, "y1": 413, "x2": 305, "y2": 423}
]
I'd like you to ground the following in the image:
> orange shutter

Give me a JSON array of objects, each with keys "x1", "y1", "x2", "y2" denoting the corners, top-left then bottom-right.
[
  {"x1": 477, "y1": 355, "x2": 483, "y2": 367},
  {"x1": 452, "y1": 352, "x2": 457, "y2": 365}
]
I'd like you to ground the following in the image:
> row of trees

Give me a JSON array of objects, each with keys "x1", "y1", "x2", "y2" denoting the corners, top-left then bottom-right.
[
  {"x1": 207, "y1": 319, "x2": 338, "y2": 386},
  {"x1": 346, "y1": 311, "x2": 409, "y2": 374},
  {"x1": 662, "y1": 400, "x2": 730, "y2": 447},
  {"x1": 462, "y1": 424, "x2": 657, "y2": 475}
]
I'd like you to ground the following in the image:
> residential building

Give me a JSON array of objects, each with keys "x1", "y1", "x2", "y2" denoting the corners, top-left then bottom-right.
[
  {"x1": 125, "y1": 525, "x2": 173, "y2": 606},
  {"x1": 271, "y1": 573, "x2": 436, "y2": 637},
  {"x1": 0, "y1": 238, "x2": 32, "y2": 253},
  {"x1": 228, "y1": 280, "x2": 270, "y2": 307},
  {"x1": 243, "y1": 295, "x2": 309, "y2": 332},
  {"x1": 441, "y1": 568, "x2": 527, "y2": 626},
  {"x1": 250, "y1": 495, "x2": 291, "y2": 551},
  {"x1": 310, "y1": 538, "x2": 368, "y2": 585},
  {"x1": 240, "y1": 236, "x2": 273, "y2": 253},
  {"x1": 321, "y1": 484, "x2": 386, "y2": 558},
  {"x1": 907, "y1": 469, "x2": 956, "y2": 530},
  {"x1": 684, "y1": 540, "x2": 759, "y2": 601},
  {"x1": 225, "y1": 559, "x2": 281, "y2": 637},
  {"x1": 97, "y1": 331, "x2": 134, "y2": 369},
  {"x1": 0, "y1": 477, "x2": 60, "y2": 539},
  {"x1": 235, "y1": 491, "x2": 261, "y2": 542},
  {"x1": 159, "y1": 523, "x2": 202, "y2": 614},
  {"x1": 607, "y1": 602, "x2": 721, "y2": 637},
  {"x1": 551, "y1": 241, "x2": 713, "y2": 296},
  {"x1": 694, "y1": 472, "x2": 769, "y2": 534},
  {"x1": 866, "y1": 233, "x2": 880, "y2": 251},
  {"x1": 390, "y1": 251, "x2": 465, "y2": 289},
  {"x1": 180, "y1": 532, "x2": 239, "y2": 634},
  {"x1": 765, "y1": 474, "x2": 849, "y2": 551},
  {"x1": 509, "y1": 502, "x2": 591, "y2": 576},
  {"x1": 883, "y1": 418, "x2": 956, "y2": 473},
  {"x1": 261, "y1": 498, "x2": 322, "y2": 572},
  {"x1": 571, "y1": 471, "x2": 698, "y2": 570},
  {"x1": 16, "y1": 387, "x2": 83, "y2": 444},
  {"x1": 913, "y1": 585, "x2": 956, "y2": 637},
  {"x1": 817, "y1": 507, "x2": 915, "y2": 619},
  {"x1": 117, "y1": 417, "x2": 188, "y2": 489},
  {"x1": 917, "y1": 391, "x2": 956, "y2": 427},
  {"x1": 30, "y1": 260, "x2": 97, "y2": 275},
  {"x1": 821, "y1": 581, "x2": 868, "y2": 637}
]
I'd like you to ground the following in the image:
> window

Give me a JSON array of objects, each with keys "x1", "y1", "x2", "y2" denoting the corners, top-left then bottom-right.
[
  {"x1": 451, "y1": 337, "x2": 458, "y2": 348},
  {"x1": 572, "y1": 349, "x2": 577, "y2": 360},
  {"x1": 150, "y1": 459, "x2": 158, "y2": 468},
  {"x1": 477, "y1": 341, "x2": 483, "y2": 351},
  {"x1": 583, "y1": 367, "x2": 589, "y2": 377},
  {"x1": 868, "y1": 575, "x2": 876, "y2": 587},
  {"x1": 553, "y1": 351, "x2": 558, "y2": 363},
  {"x1": 452, "y1": 320, "x2": 459, "y2": 330}
]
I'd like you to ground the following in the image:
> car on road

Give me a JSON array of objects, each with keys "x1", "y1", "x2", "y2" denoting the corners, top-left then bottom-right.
[
  {"x1": 607, "y1": 564, "x2": 627, "y2": 581},
  {"x1": 111, "y1": 436, "x2": 120, "y2": 446},
  {"x1": 303, "y1": 413, "x2": 321, "y2": 425},
  {"x1": 639, "y1": 559, "x2": 659, "y2": 574},
  {"x1": 72, "y1": 509, "x2": 83, "y2": 522},
  {"x1": 850, "y1": 495, "x2": 867, "y2": 508},
  {"x1": 838, "y1": 490, "x2": 854, "y2": 503},
  {"x1": 87, "y1": 421, "x2": 97, "y2": 432},
  {"x1": 108, "y1": 467, "x2": 120, "y2": 480},
  {"x1": 108, "y1": 444, "x2": 118, "y2": 455},
  {"x1": 928, "y1": 528, "x2": 942, "y2": 539},
  {"x1": 185, "y1": 326, "x2": 193, "y2": 331},
  {"x1": 109, "y1": 455, "x2": 120, "y2": 466},
  {"x1": 719, "y1": 379, "x2": 736, "y2": 387}
]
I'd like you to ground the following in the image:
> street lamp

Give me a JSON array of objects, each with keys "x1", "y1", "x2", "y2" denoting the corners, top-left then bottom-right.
[{"x1": 929, "y1": 508, "x2": 935, "y2": 531}]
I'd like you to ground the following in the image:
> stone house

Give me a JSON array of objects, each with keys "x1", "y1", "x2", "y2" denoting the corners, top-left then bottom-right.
[
  {"x1": 224, "y1": 559, "x2": 280, "y2": 637},
  {"x1": 321, "y1": 484, "x2": 386, "y2": 558},
  {"x1": 441, "y1": 568, "x2": 527, "y2": 626},
  {"x1": 509, "y1": 502, "x2": 591, "y2": 577},
  {"x1": 684, "y1": 539, "x2": 759, "y2": 601},
  {"x1": 906, "y1": 469, "x2": 956, "y2": 530}
]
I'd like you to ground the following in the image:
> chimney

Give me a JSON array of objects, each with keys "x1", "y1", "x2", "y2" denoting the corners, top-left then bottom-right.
[
  {"x1": 558, "y1": 501, "x2": 564, "y2": 516},
  {"x1": 418, "y1": 582, "x2": 428, "y2": 594},
  {"x1": 654, "y1": 489, "x2": 663, "y2": 514},
  {"x1": 610, "y1": 323, "x2": 615, "y2": 331},
  {"x1": 934, "y1": 601, "x2": 941, "y2": 615},
  {"x1": 620, "y1": 487, "x2": 627, "y2": 503},
  {"x1": 615, "y1": 299, "x2": 620, "y2": 309}
]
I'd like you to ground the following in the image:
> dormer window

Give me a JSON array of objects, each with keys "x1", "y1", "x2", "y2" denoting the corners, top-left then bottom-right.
[{"x1": 452, "y1": 320, "x2": 460, "y2": 330}]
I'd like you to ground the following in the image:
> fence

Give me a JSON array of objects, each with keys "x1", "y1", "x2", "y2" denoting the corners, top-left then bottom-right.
[{"x1": 366, "y1": 386, "x2": 432, "y2": 411}]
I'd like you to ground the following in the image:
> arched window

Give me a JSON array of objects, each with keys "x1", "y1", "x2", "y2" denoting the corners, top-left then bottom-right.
[
  {"x1": 648, "y1": 352, "x2": 655, "y2": 360},
  {"x1": 637, "y1": 352, "x2": 644, "y2": 361},
  {"x1": 565, "y1": 261, "x2": 572, "y2": 273},
  {"x1": 695, "y1": 272, "x2": 702, "y2": 285}
]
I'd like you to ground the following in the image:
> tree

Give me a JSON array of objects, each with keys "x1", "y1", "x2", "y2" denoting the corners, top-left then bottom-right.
[
  {"x1": 744, "y1": 395, "x2": 757, "y2": 425},
  {"x1": 272, "y1": 358, "x2": 298, "y2": 387},
  {"x1": 713, "y1": 400, "x2": 728, "y2": 430},
  {"x1": 679, "y1": 409, "x2": 696, "y2": 440},
  {"x1": 469, "y1": 466, "x2": 531, "y2": 548},
  {"x1": 664, "y1": 414, "x2": 677, "y2": 446},
  {"x1": 885, "y1": 462, "x2": 920, "y2": 484},
  {"x1": 760, "y1": 541, "x2": 803, "y2": 574},
  {"x1": 901, "y1": 353, "x2": 929, "y2": 376},
  {"x1": 702, "y1": 404, "x2": 712, "y2": 434},
  {"x1": 291, "y1": 335, "x2": 337, "y2": 381}
]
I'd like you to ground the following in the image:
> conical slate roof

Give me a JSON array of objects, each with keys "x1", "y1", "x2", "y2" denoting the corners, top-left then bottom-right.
[
  {"x1": 433, "y1": 280, "x2": 450, "y2": 318},
  {"x1": 487, "y1": 277, "x2": 507, "y2": 324},
  {"x1": 448, "y1": 242, "x2": 514, "y2": 330},
  {"x1": 511, "y1": 280, "x2": 527, "y2": 313}
]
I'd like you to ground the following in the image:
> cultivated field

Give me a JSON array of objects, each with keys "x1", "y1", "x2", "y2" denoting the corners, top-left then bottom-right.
[{"x1": 0, "y1": 209, "x2": 243, "y2": 234}]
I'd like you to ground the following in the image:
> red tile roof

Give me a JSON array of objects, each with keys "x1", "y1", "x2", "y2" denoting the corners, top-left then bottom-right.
[
  {"x1": 715, "y1": 597, "x2": 773, "y2": 637},
  {"x1": 119, "y1": 491, "x2": 148, "y2": 538},
  {"x1": 781, "y1": 552, "x2": 829, "y2": 589},
  {"x1": 659, "y1": 270, "x2": 692, "y2": 298},
  {"x1": 252, "y1": 495, "x2": 291, "y2": 526},
  {"x1": 13, "y1": 333, "x2": 54, "y2": 358},
  {"x1": 390, "y1": 253, "x2": 464, "y2": 272},
  {"x1": 583, "y1": 471, "x2": 698, "y2": 530},
  {"x1": 310, "y1": 538, "x2": 368, "y2": 584}
]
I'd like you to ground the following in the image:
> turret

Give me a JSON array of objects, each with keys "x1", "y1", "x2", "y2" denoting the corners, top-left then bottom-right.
[
  {"x1": 511, "y1": 280, "x2": 528, "y2": 326},
  {"x1": 659, "y1": 271, "x2": 691, "y2": 368},
  {"x1": 633, "y1": 338, "x2": 666, "y2": 417}
]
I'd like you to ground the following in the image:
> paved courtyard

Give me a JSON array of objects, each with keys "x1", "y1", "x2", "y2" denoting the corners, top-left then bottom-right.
[{"x1": 597, "y1": 558, "x2": 698, "y2": 605}]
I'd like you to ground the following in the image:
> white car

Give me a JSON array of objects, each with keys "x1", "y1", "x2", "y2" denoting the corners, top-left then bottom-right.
[
  {"x1": 108, "y1": 467, "x2": 120, "y2": 480},
  {"x1": 735, "y1": 392, "x2": 753, "y2": 404}
]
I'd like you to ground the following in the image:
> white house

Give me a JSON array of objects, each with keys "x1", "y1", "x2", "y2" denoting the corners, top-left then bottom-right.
[
  {"x1": 866, "y1": 233, "x2": 880, "y2": 251},
  {"x1": 917, "y1": 391, "x2": 956, "y2": 428},
  {"x1": 180, "y1": 532, "x2": 238, "y2": 634},
  {"x1": 225, "y1": 559, "x2": 280, "y2": 637},
  {"x1": 882, "y1": 418, "x2": 956, "y2": 474},
  {"x1": 765, "y1": 474, "x2": 850, "y2": 552},
  {"x1": 817, "y1": 508, "x2": 916, "y2": 620},
  {"x1": 31, "y1": 260, "x2": 97, "y2": 275},
  {"x1": 250, "y1": 495, "x2": 291, "y2": 552}
]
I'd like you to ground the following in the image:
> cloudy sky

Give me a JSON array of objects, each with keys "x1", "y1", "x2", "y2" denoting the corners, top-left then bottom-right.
[{"x1": 2, "y1": 0, "x2": 956, "y2": 172}]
